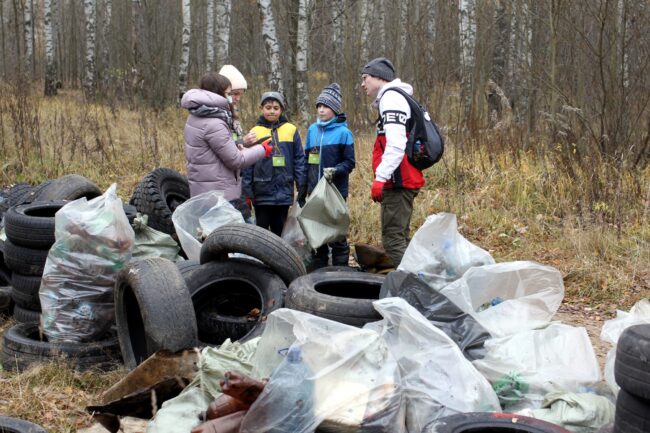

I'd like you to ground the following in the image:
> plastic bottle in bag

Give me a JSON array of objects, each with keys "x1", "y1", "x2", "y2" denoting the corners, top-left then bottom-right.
[{"x1": 241, "y1": 346, "x2": 315, "y2": 433}]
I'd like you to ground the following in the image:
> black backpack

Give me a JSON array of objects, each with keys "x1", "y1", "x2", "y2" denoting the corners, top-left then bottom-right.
[{"x1": 383, "y1": 88, "x2": 444, "y2": 170}]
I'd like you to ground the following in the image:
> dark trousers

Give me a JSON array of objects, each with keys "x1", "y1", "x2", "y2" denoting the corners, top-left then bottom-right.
[
  {"x1": 381, "y1": 188, "x2": 419, "y2": 266},
  {"x1": 254, "y1": 204, "x2": 290, "y2": 237},
  {"x1": 313, "y1": 239, "x2": 350, "y2": 268}
]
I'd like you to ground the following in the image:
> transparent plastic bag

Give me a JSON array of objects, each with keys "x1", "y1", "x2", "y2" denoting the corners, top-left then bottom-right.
[
  {"x1": 600, "y1": 299, "x2": 650, "y2": 396},
  {"x1": 39, "y1": 184, "x2": 134, "y2": 343},
  {"x1": 472, "y1": 323, "x2": 601, "y2": 411},
  {"x1": 172, "y1": 191, "x2": 244, "y2": 261},
  {"x1": 244, "y1": 309, "x2": 405, "y2": 433},
  {"x1": 281, "y1": 203, "x2": 312, "y2": 270},
  {"x1": 398, "y1": 213, "x2": 494, "y2": 288},
  {"x1": 132, "y1": 214, "x2": 181, "y2": 261},
  {"x1": 368, "y1": 298, "x2": 500, "y2": 432},
  {"x1": 298, "y1": 177, "x2": 349, "y2": 250},
  {"x1": 439, "y1": 261, "x2": 565, "y2": 337}
]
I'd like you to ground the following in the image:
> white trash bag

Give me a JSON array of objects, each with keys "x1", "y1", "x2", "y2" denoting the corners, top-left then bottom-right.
[
  {"x1": 472, "y1": 323, "x2": 601, "y2": 411},
  {"x1": 440, "y1": 261, "x2": 565, "y2": 337},
  {"x1": 245, "y1": 308, "x2": 405, "y2": 433},
  {"x1": 39, "y1": 184, "x2": 134, "y2": 343},
  {"x1": 369, "y1": 298, "x2": 501, "y2": 432},
  {"x1": 601, "y1": 299, "x2": 650, "y2": 396},
  {"x1": 398, "y1": 213, "x2": 494, "y2": 289},
  {"x1": 172, "y1": 191, "x2": 243, "y2": 261}
]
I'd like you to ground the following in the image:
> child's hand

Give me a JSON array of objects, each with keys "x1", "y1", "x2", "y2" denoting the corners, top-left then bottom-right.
[
  {"x1": 242, "y1": 132, "x2": 258, "y2": 147},
  {"x1": 323, "y1": 167, "x2": 337, "y2": 182}
]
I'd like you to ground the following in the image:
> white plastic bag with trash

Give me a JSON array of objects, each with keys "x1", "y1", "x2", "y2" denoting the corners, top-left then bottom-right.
[
  {"x1": 518, "y1": 392, "x2": 615, "y2": 433},
  {"x1": 368, "y1": 298, "x2": 501, "y2": 432},
  {"x1": 171, "y1": 190, "x2": 243, "y2": 261},
  {"x1": 439, "y1": 261, "x2": 564, "y2": 337},
  {"x1": 298, "y1": 177, "x2": 349, "y2": 250},
  {"x1": 39, "y1": 184, "x2": 134, "y2": 343},
  {"x1": 398, "y1": 213, "x2": 494, "y2": 288},
  {"x1": 132, "y1": 214, "x2": 181, "y2": 261},
  {"x1": 281, "y1": 203, "x2": 312, "y2": 269},
  {"x1": 601, "y1": 298, "x2": 650, "y2": 396},
  {"x1": 244, "y1": 308, "x2": 404, "y2": 433},
  {"x1": 472, "y1": 323, "x2": 601, "y2": 411}
]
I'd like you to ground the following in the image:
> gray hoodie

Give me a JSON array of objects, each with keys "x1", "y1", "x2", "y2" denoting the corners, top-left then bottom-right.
[{"x1": 181, "y1": 88, "x2": 265, "y2": 200}]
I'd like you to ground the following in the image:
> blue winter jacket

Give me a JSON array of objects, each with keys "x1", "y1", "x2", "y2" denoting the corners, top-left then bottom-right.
[
  {"x1": 242, "y1": 115, "x2": 306, "y2": 206},
  {"x1": 304, "y1": 114, "x2": 355, "y2": 198}
]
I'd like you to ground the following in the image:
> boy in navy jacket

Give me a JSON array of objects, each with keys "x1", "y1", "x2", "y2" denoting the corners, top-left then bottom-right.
[{"x1": 298, "y1": 83, "x2": 355, "y2": 267}]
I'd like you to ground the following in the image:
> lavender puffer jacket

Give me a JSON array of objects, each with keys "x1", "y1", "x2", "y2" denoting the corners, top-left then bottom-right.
[{"x1": 181, "y1": 89, "x2": 265, "y2": 200}]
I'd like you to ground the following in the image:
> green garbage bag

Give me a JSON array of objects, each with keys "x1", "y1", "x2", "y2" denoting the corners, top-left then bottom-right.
[
  {"x1": 298, "y1": 177, "x2": 349, "y2": 249},
  {"x1": 132, "y1": 214, "x2": 181, "y2": 261}
]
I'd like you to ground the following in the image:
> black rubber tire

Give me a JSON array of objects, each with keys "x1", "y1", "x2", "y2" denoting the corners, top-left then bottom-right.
[
  {"x1": 176, "y1": 259, "x2": 200, "y2": 274},
  {"x1": 0, "y1": 415, "x2": 47, "y2": 433},
  {"x1": 286, "y1": 271, "x2": 385, "y2": 327},
  {"x1": 1, "y1": 322, "x2": 121, "y2": 372},
  {"x1": 129, "y1": 168, "x2": 189, "y2": 235},
  {"x1": 123, "y1": 203, "x2": 138, "y2": 225},
  {"x1": 200, "y1": 224, "x2": 306, "y2": 286},
  {"x1": 0, "y1": 286, "x2": 13, "y2": 316},
  {"x1": 12, "y1": 305, "x2": 40, "y2": 323},
  {"x1": 181, "y1": 260, "x2": 285, "y2": 345},
  {"x1": 3, "y1": 240, "x2": 48, "y2": 276},
  {"x1": 614, "y1": 389, "x2": 650, "y2": 433},
  {"x1": 311, "y1": 266, "x2": 360, "y2": 273},
  {"x1": 424, "y1": 412, "x2": 572, "y2": 433},
  {"x1": 0, "y1": 183, "x2": 34, "y2": 215},
  {"x1": 114, "y1": 258, "x2": 198, "y2": 370},
  {"x1": 10, "y1": 273, "x2": 42, "y2": 311},
  {"x1": 615, "y1": 324, "x2": 650, "y2": 400},
  {"x1": 4, "y1": 200, "x2": 68, "y2": 249},
  {"x1": 32, "y1": 174, "x2": 101, "y2": 202},
  {"x1": 0, "y1": 243, "x2": 11, "y2": 285}
]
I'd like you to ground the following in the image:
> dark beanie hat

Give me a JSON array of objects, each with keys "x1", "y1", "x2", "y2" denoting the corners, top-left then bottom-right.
[
  {"x1": 260, "y1": 91, "x2": 286, "y2": 109},
  {"x1": 316, "y1": 83, "x2": 342, "y2": 114},
  {"x1": 361, "y1": 57, "x2": 395, "y2": 82}
]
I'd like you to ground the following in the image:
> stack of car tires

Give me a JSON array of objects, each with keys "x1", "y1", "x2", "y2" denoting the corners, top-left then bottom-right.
[
  {"x1": 3, "y1": 200, "x2": 68, "y2": 323},
  {"x1": 613, "y1": 324, "x2": 650, "y2": 433}
]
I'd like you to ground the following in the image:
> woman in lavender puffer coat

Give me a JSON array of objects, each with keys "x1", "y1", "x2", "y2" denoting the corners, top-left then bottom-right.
[{"x1": 181, "y1": 73, "x2": 272, "y2": 218}]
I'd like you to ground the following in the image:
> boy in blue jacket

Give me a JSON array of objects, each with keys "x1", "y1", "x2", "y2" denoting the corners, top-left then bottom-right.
[
  {"x1": 243, "y1": 92, "x2": 307, "y2": 236},
  {"x1": 298, "y1": 83, "x2": 355, "y2": 268}
]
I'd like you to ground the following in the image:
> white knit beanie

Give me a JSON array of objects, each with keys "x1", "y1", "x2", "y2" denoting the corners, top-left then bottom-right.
[{"x1": 218, "y1": 65, "x2": 247, "y2": 90}]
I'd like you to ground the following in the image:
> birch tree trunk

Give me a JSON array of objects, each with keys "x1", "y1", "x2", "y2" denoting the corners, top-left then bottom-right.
[
  {"x1": 376, "y1": 0, "x2": 386, "y2": 54},
  {"x1": 83, "y1": 0, "x2": 97, "y2": 96},
  {"x1": 178, "y1": 0, "x2": 191, "y2": 97},
  {"x1": 206, "y1": 0, "x2": 215, "y2": 70},
  {"x1": 359, "y1": 0, "x2": 369, "y2": 61},
  {"x1": 427, "y1": 0, "x2": 436, "y2": 65},
  {"x1": 257, "y1": 0, "x2": 283, "y2": 93},
  {"x1": 296, "y1": 0, "x2": 310, "y2": 125},
  {"x1": 24, "y1": 0, "x2": 34, "y2": 77},
  {"x1": 399, "y1": 0, "x2": 408, "y2": 64},
  {"x1": 332, "y1": 0, "x2": 344, "y2": 72},
  {"x1": 44, "y1": 0, "x2": 58, "y2": 95},
  {"x1": 101, "y1": 0, "x2": 112, "y2": 89},
  {"x1": 131, "y1": 0, "x2": 141, "y2": 90},
  {"x1": 459, "y1": 0, "x2": 476, "y2": 124},
  {"x1": 215, "y1": 0, "x2": 231, "y2": 66},
  {"x1": 0, "y1": 2, "x2": 6, "y2": 78}
]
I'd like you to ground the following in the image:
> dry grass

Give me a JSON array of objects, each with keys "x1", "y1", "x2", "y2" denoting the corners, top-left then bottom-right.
[{"x1": 0, "y1": 87, "x2": 648, "y2": 430}]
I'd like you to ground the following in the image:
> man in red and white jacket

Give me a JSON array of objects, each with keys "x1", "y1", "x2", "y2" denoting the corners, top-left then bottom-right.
[{"x1": 361, "y1": 57, "x2": 424, "y2": 267}]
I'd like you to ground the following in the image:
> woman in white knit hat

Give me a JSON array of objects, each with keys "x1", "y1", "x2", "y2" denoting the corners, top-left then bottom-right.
[{"x1": 218, "y1": 65, "x2": 257, "y2": 147}]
